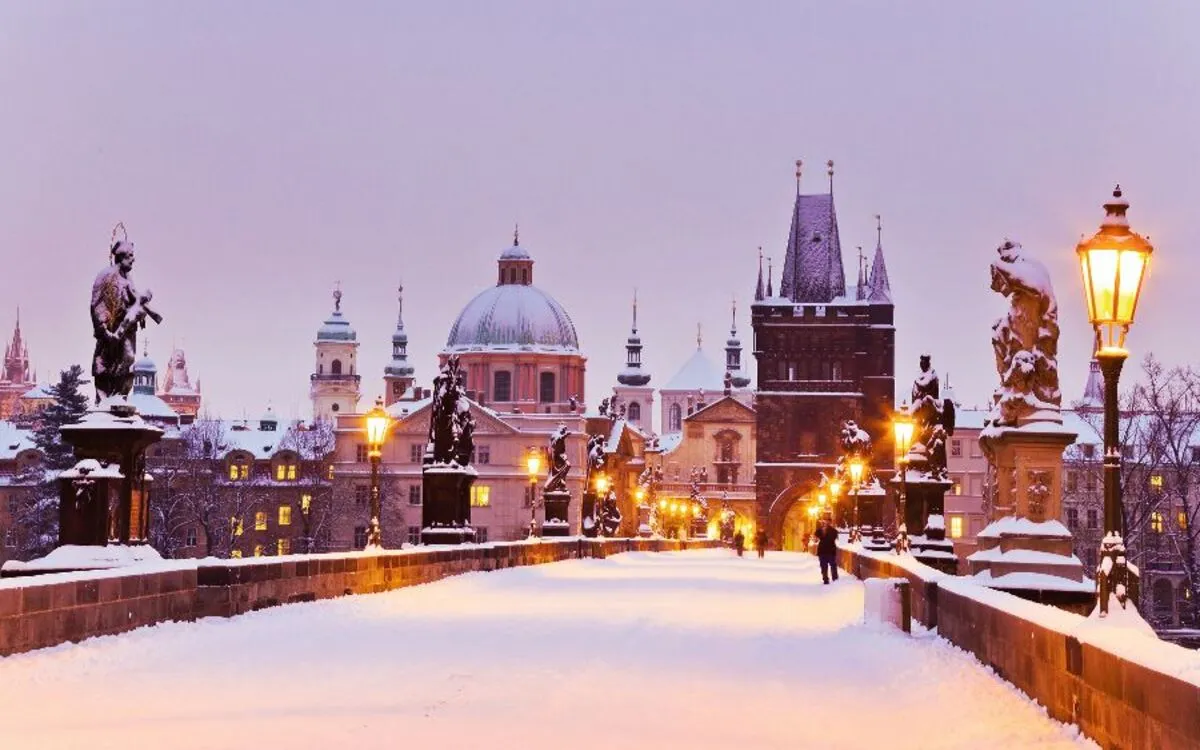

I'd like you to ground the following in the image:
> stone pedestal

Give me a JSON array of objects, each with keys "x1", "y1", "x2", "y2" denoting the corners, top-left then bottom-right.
[
  {"x1": 581, "y1": 491, "x2": 598, "y2": 538},
  {"x1": 690, "y1": 514, "x2": 709, "y2": 540},
  {"x1": 968, "y1": 421, "x2": 1094, "y2": 611},
  {"x1": 905, "y1": 477, "x2": 957, "y2": 574},
  {"x1": 542, "y1": 489, "x2": 571, "y2": 537},
  {"x1": 857, "y1": 489, "x2": 891, "y2": 552},
  {"x1": 421, "y1": 466, "x2": 477, "y2": 545},
  {"x1": 637, "y1": 504, "x2": 653, "y2": 537},
  {"x1": 3, "y1": 399, "x2": 164, "y2": 577}
]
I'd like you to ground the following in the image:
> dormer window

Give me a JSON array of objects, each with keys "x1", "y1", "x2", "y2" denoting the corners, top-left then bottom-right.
[
  {"x1": 275, "y1": 461, "x2": 297, "y2": 481},
  {"x1": 229, "y1": 461, "x2": 249, "y2": 481}
]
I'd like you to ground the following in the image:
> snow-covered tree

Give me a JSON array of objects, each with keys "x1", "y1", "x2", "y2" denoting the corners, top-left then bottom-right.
[{"x1": 11, "y1": 365, "x2": 90, "y2": 559}]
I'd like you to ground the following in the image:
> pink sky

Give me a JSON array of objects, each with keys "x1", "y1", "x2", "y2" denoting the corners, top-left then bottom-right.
[{"x1": 1, "y1": 1, "x2": 1196, "y2": 422}]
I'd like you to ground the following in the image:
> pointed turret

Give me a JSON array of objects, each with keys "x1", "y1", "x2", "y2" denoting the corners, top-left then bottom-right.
[
  {"x1": 779, "y1": 159, "x2": 846, "y2": 303},
  {"x1": 617, "y1": 291, "x2": 651, "y2": 387},
  {"x1": 724, "y1": 298, "x2": 751, "y2": 388},
  {"x1": 384, "y1": 283, "x2": 417, "y2": 405},
  {"x1": 132, "y1": 341, "x2": 157, "y2": 395},
  {"x1": 1079, "y1": 359, "x2": 1104, "y2": 411},
  {"x1": 754, "y1": 248, "x2": 765, "y2": 302},
  {"x1": 855, "y1": 246, "x2": 868, "y2": 301},
  {"x1": 867, "y1": 214, "x2": 892, "y2": 303},
  {"x1": 766, "y1": 257, "x2": 774, "y2": 298},
  {"x1": 4, "y1": 308, "x2": 30, "y2": 384}
]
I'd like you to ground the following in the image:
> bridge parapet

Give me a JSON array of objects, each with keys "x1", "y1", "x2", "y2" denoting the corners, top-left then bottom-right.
[
  {"x1": 0, "y1": 538, "x2": 718, "y2": 658},
  {"x1": 840, "y1": 545, "x2": 1200, "y2": 750}
]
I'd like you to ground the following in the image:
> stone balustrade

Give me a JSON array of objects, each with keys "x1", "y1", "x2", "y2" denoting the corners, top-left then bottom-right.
[
  {"x1": 840, "y1": 545, "x2": 1200, "y2": 750},
  {"x1": 0, "y1": 538, "x2": 717, "y2": 658}
]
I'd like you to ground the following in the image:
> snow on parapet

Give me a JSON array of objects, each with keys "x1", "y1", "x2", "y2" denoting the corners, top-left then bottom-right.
[{"x1": 975, "y1": 516, "x2": 1072, "y2": 539}]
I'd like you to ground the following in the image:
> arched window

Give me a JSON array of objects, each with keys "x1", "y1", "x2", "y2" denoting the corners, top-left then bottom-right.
[
  {"x1": 627, "y1": 401, "x2": 641, "y2": 423},
  {"x1": 539, "y1": 372, "x2": 556, "y2": 403},
  {"x1": 331, "y1": 359, "x2": 343, "y2": 376},
  {"x1": 493, "y1": 371, "x2": 512, "y2": 402},
  {"x1": 669, "y1": 403, "x2": 682, "y2": 432}
]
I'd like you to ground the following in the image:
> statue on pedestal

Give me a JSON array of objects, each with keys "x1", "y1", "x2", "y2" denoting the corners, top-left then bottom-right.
[
  {"x1": 91, "y1": 225, "x2": 162, "y2": 404},
  {"x1": 908, "y1": 354, "x2": 956, "y2": 480},
  {"x1": 988, "y1": 239, "x2": 1061, "y2": 427},
  {"x1": 545, "y1": 424, "x2": 570, "y2": 494}
]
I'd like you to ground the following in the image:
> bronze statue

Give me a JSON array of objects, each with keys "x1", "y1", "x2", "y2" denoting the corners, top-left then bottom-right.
[
  {"x1": 91, "y1": 226, "x2": 162, "y2": 404},
  {"x1": 907, "y1": 354, "x2": 955, "y2": 479},
  {"x1": 544, "y1": 423, "x2": 570, "y2": 493},
  {"x1": 427, "y1": 355, "x2": 474, "y2": 466},
  {"x1": 988, "y1": 240, "x2": 1061, "y2": 425}
]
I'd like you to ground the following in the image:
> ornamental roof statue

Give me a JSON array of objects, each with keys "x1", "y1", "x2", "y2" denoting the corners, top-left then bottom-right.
[{"x1": 91, "y1": 224, "x2": 163, "y2": 405}]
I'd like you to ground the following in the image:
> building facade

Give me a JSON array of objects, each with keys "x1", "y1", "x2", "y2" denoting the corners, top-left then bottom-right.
[
  {"x1": 0, "y1": 313, "x2": 40, "y2": 423},
  {"x1": 751, "y1": 164, "x2": 895, "y2": 548}
]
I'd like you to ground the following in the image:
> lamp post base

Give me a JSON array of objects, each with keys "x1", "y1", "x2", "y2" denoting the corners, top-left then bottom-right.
[{"x1": 1096, "y1": 532, "x2": 1141, "y2": 617}]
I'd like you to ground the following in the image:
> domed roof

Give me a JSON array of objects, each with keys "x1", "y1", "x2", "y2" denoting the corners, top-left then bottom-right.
[
  {"x1": 446, "y1": 284, "x2": 579, "y2": 352},
  {"x1": 133, "y1": 354, "x2": 156, "y2": 373},
  {"x1": 499, "y1": 243, "x2": 531, "y2": 260},
  {"x1": 316, "y1": 289, "x2": 356, "y2": 342}
]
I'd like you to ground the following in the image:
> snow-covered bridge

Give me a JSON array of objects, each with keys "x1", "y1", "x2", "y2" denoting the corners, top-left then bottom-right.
[{"x1": 0, "y1": 549, "x2": 1090, "y2": 749}]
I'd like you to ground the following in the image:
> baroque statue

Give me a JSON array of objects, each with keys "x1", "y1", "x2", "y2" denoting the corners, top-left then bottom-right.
[
  {"x1": 908, "y1": 354, "x2": 956, "y2": 480},
  {"x1": 988, "y1": 239, "x2": 1062, "y2": 426},
  {"x1": 91, "y1": 224, "x2": 162, "y2": 404},
  {"x1": 427, "y1": 355, "x2": 475, "y2": 467},
  {"x1": 544, "y1": 423, "x2": 570, "y2": 494}
]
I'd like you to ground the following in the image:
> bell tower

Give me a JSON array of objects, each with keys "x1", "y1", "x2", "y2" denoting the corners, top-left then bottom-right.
[
  {"x1": 384, "y1": 283, "x2": 417, "y2": 406},
  {"x1": 310, "y1": 285, "x2": 362, "y2": 422}
]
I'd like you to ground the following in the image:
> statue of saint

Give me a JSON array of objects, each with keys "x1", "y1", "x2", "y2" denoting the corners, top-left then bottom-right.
[
  {"x1": 988, "y1": 240, "x2": 1061, "y2": 425},
  {"x1": 544, "y1": 424, "x2": 570, "y2": 494},
  {"x1": 91, "y1": 229, "x2": 162, "y2": 404},
  {"x1": 907, "y1": 355, "x2": 955, "y2": 479}
]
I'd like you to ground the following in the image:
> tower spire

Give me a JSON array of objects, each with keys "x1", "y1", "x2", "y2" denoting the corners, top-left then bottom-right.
[
  {"x1": 795, "y1": 159, "x2": 802, "y2": 195},
  {"x1": 754, "y1": 247, "x2": 764, "y2": 302},
  {"x1": 766, "y1": 257, "x2": 774, "y2": 298},
  {"x1": 617, "y1": 289, "x2": 651, "y2": 387},
  {"x1": 867, "y1": 213, "x2": 892, "y2": 303},
  {"x1": 632, "y1": 289, "x2": 638, "y2": 333},
  {"x1": 513, "y1": 223, "x2": 520, "y2": 246},
  {"x1": 827, "y1": 159, "x2": 834, "y2": 194},
  {"x1": 696, "y1": 322, "x2": 702, "y2": 350},
  {"x1": 730, "y1": 295, "x2": 737, "y2": 336},
  {"x1": 397, "y1": 281, "x2": 405, "y2": 329},
  {"x1": 855, "y1": 245, "x2": 868, "y2": 301}
]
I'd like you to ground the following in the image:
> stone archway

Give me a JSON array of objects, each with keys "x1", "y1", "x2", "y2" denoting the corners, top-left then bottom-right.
[{"x1": 766, "y1": 483, "x2": 816, "y2": 551}]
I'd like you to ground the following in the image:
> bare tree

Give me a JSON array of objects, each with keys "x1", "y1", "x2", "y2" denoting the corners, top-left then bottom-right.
[
  {"x1": 1073, "y1": 354, "x2": 1200, "y2": 627},
  {"x1": 280, "y1": 419, "x2": 336, "y2": 552}
]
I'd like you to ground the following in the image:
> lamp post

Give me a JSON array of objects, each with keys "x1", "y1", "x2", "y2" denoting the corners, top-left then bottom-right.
[
  {"x1": 300, "y1": 492, "x2": 313, "y2": 553},
  {"x1": 526, "y1": 447, "x2": 543, "y2": 537},
  {"x1": 848, "y1": 459, "x2": 864, "y2": 543},
  {"x1": 364, "y1": 398, "x2": 391, "y2": 549},
  {"x1": 893, "y1": 407, "x2": 915, "y2": 553},
  {"x1": 1077, "y1": 186, "x2": 1153, "y2": 617}
]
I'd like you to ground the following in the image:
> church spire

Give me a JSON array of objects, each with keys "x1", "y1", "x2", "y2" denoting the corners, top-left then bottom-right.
[
  {"x1": 867, "y1": 214, "x2": 892, "y2": 303},
  {"x1": 4, "y1": 307, "x2": 30, "y2": 384},
  {"x1": 754, "y1": 247, "x2": 764, "y2": 302},
  {"x1": 725, "y1": 296, "x2": 750, "y2": 388},
  {"x1": 779, "y1": 158, "x2": 846, "y2": 303},
  {"x1": 855, "y1": 246, "x2": 868, "y2": 301},
  {"x1": 766, "y1": 257, "x2": 774, "y2": 298},
  {"x1": 384, "y1": 282, "x2": 416, "y2": 405},
  {"x1": 617, "y1": 290, "x2": 651, "y2": 386}
]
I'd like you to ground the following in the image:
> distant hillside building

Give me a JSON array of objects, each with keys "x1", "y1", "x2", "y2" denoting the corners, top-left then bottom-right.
[
  {"x1": 751, "y1": 162, "x2": 896, "y2": 548},
  {"x1": 0, "y1": 313, "x2": 37, "y2": 422}
]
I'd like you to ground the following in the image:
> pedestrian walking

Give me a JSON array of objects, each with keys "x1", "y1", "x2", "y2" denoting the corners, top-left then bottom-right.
[
  {"x1": 733, "y1": 530, "x2": 745, "y2": 557},
  {"x1": 755, "y1": 528, "x2": 767, "y2": 558},
  {"x1": 814, "y1": 517, "x2": 839, "y2": 584}
]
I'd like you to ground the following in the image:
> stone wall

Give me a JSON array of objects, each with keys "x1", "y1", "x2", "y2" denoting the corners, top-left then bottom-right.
[
  {"x1": 839, "y1": 546, "x2": 1200, "y2": 750},
  {"x1": 0, "y1": 538, "x2": 716, "y2": 658}
]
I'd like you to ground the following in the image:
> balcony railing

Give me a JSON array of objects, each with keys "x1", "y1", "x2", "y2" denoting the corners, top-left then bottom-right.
[{"x1": 659, "y1": 481, "x2": 755, "y2": 496}]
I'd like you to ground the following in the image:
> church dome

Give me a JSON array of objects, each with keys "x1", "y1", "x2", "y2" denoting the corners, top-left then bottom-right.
[
  {"x1": 446, "y1": 284, "x2": 579, "y2": 352},
  {"x1": 444, "y1": 236, "x2": 579, "y2": 353},
  {"x1": 316, "y1": 289, "x2": 356, "y2": 342}
]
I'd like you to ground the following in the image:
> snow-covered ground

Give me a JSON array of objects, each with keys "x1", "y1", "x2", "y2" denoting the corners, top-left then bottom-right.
[{"x1": 0, "y1": 549, "x2": 1093, "y2": 749}]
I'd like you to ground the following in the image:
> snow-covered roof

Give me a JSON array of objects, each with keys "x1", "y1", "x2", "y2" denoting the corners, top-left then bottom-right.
[
  {"x1": 133, "y1": 355, "x2": 156, "y2": 373},
  {"x1": 386, "y1": 396, "x2": 433, "y2": 419},
  {"x1": 780, "y1": 192, "x2": 846, "y2": 304},
  {"x1": 658, "y1": 432, "x2": 683, "y2": 454},
  {"x1": 127, "y1": 392, "x2": 179, "y2": 421},
  {"x1": 0, "y1": 421, "x2": 35, "y2": 460},
  {"x1": 22, "y1": 383, "x2": 53, "y2": 399},
  {"x1": 220, "y1": 419, "x2": 300, "y2": 459},
  {"x1": 317, "y1": 309, "x2": 357, "y2": 342},
  {"x1": 662, "y1": 348, "x2": 724, "y2": 392},
  {"x1": 445, "y1": 284, "x2": 579, "y2": 353},
  {"x1": 499, "y1": 242, "x2": 531, "y2": 260}
]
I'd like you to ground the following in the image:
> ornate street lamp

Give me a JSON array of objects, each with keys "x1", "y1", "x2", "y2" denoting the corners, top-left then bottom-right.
[
  {"x1": 1077, "y1": 186, "x2": 1153, "y2": 617},
  {"x1": 893, "y1": 408, "x2": 915, "y2": 553},
  {"x1": 364, "y1": 397, "x2": 391, "y2": 549},
  {"x1": 526, "y1": 446, "x2": 543, "y2": 537},
  {"x1": 848, "y1": 459, "x2": 865, "y2": 543}
]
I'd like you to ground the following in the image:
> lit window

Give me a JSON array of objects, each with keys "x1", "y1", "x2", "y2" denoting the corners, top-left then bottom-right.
[
  {"x1": 253, "y1": 544, "x2": 264, "y2": 557},
  {"x1": 277, "y1": 538, "x2": 290, "y2": 555},
  {"x1": 229, "y1": 462, "x2": 249, "y2": 480},
  {"x1": 1151, "y1": 511, "x2": 1165, "y2": 533},
  {"x1": 1179, "y1": 511, "x2": 1189, "y2": 530},
  {"x1": 276, "y1": 463, "x2": 297, "y2": 481},
  {"x1": 326, "y1": 464, "x2": 335, "y2": 480},
  {"x1": 470, "y1": 485, "x2": 491, "y2": 508},
  {"x1": 1150, "y1": 474, "x2": 1164, "y2": 490},
  {"x1": 230, "y1": 549, "x2": 243, "y2": 559},
  {"x1": 279, "y1": 506, "x2": 292, "y2": 526},
  {"x1": 301, "y1": 494, "x2": 312, "y2": 512},
  {"x1": 948, "y1": 515, "x2": 964, "y2": 539},
  {"x1": 231, "y1": 517, "x2": 244, "y2": 536},
  {"x1": 287, "y1": 464, "x2": 296, "y2": 480},
  {"x1": 952, "y1": 482, "x2": 962, "y2": 496},
  {"x1": 255, "y1": 511, "x2": 267, "y2": 531}
]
